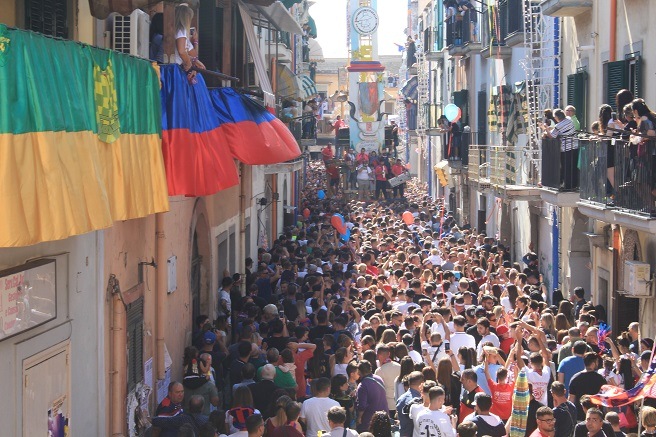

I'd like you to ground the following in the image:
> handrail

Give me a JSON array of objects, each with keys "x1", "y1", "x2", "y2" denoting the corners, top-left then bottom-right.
[{"x1": 192, "y1": 66, "x2": 240, "y2": 83}]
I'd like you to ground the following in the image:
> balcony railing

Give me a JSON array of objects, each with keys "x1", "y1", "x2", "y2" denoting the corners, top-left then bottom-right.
[
  {"x1": 578, "y1": 137, "x2": 656, "y2": 216},
  {"x1": 541, "y1": 137, "x2": 580, "y2": 191},
  {"x1": 423, "y1": 27, "x2": 444, "y2": 53},
  {"x1": 614, "y1": 138, "x2": 656, "y2": 216},
  {"x1": 481, "y1": 4, "x2": 508, "y2": 48},
  {"x1": 469, "y1": 145, "x2": 531, "y2": 187},
  {"x1": 445, "y1": 9, "x2": 479, "y2": 47},
  {"x1": 506, "y1": 0, "x2": 524, "y2": 36}
]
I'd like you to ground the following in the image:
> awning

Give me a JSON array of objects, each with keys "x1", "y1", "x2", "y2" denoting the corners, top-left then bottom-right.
[
  {"x1": 300, "y1": 75, "x2": 318, "y2": 99},
  {"x1": 239, "y1": 3, "x2": 275, "y2": 107},
  {"x1": 276, "y1": 64, "x2": 302, "y2": 98},
  {"x1": 0, "y1": 25, "x2": 169, "y2": 247},
  {"x1": 305, "y1": 15, "x2": 317, "y2": 38},
  {"x1": 400, "y1": 76, "x2": 418, "y2": 101},
  {"x1": 308, "y1": 38, "x2": 325, "y2": 63},
  {"x1": 242, "y1": 0, "x2": 304, "y2": 34}
]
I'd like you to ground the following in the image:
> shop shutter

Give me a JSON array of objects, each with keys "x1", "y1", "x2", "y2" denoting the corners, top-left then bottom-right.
[
  {"x1": 604, "y1": 60, "x2": 628, "y2": 111},
  {"x1": 567, "y1": 71, "x2": 587, "y2": 130},
  {"x1": 453, "y1": 90, "x2": 469, "y2": 127},
  {"x1": 477, "y1": 90, "x2": 487, "y2": 144},
  {"x1": 127, "y1": 297, "x2": 144, "y2": 392},
  {"x1": 26, "y1": 0, "x2": 68, "y2": 38}
]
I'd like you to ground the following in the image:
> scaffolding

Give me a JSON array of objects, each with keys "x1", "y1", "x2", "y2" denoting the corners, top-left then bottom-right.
[{"x1": 520, "y1": 0, "x2": 560, "y2": 182}]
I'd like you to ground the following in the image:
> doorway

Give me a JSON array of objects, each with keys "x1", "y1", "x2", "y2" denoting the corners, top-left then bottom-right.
[{"x1": 191, "y1": 231, "x2": 201, "y2": 326}]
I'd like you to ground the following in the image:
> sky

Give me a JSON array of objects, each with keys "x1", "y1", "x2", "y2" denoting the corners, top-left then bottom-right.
[{"x1": 311, "y1": 0, "x2": 409, "y2": 58}]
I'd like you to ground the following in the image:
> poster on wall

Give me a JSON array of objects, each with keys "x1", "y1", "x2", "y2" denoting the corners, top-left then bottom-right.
[
  {"x1": 47, "y1": 395, "x2": 69, "y2": 437},
  {"x1": 0, "y1": 259, "x2": 56, "y2": 341}
]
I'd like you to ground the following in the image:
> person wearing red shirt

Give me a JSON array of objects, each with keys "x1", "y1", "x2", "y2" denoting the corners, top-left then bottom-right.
[
  {"x1": 483, "y1": 360, "x2": 514, "y2": 421},
  {"x1": 356, "y1": 148, "x2": 369, "y2": 165},
  {"x1": 322, "y1": 143, "x2": 335, "y2": 165},
  {"x1": 390, "y1": 158, "x2": 408, "y2": 198},
  {"x1": 331, "y1": 116, "x2": 346, "y2": 155},
  {"x1": 326, "y1": 162, "x2": 340, "y2": 197},
  {"x1": 529, "y1": 406, "x2": 556, "y2": 437},
  {"x1": 373, "y1": 161, "x2": 388, "y2": 200},
  {"x1": 292, "y1": 329, "x2": 317, "y2": 400}
]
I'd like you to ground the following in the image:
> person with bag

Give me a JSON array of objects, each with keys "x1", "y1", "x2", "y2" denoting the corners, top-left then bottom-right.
[{"x1": 551, "y1": 382, "x2": 576, "y2": 437}]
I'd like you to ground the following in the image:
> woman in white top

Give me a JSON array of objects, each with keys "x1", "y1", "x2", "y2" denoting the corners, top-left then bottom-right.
[
  {"x1": 356, "y1": 162, "x2": 373, "y2": 200},
  {"x1": 174, "y1": 4, "x2": 205, "y2": 79}
]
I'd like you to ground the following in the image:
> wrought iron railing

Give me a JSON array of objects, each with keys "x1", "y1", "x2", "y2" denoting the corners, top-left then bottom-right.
[
  {"x1": 578, "y1": 138, "x2": 610, "y2": 204},
  {"x1": 481, "y1": 3, "x2": 508, "y2": 49},
  {"x1": 445, "y1": 9, "x2": 479, "y2": 47},
  {"x1": 614, "y1": 138, "x2": 656, "y2": 216},
  {"x1": 541, "y1": 136, "x2": 580, "y2": 191}
]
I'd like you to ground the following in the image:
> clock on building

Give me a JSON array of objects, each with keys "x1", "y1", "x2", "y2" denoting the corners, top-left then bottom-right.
[{"x1": 352, "y1": 6, "x2": 379, "y2": 35}]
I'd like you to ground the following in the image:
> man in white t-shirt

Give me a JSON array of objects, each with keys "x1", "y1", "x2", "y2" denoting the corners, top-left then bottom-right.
[
  {"x1": 475, "y1": 318, "x2": 500, "y2": 360},
  {"x1": 524, "y1": 352, "x2": 552, "y2": 406},
  {"x1": 449, "y1": 315, "x2": 476, "y2": 365},
  {"x1": 216, "y1": 276, "x2": 234, "y2": 321},
  {"x1": 411, "y1": 386, "x2": 456, "y2": 437},
  {"x1": 300, "y1": 377, "x2": 340, "y2": 437},
  {"x1": 325, "y1": 406, "x2": 359, "y2": 437}
]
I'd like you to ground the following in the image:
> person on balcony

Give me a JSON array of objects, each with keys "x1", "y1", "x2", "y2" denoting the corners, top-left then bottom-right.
[
  {"x1": 565, "y1": 106, "x2": 580, "y2": 131},
  {"x1": 544, "y1": 108, "x2": 577, "y2": 190},
  {"x1": 598, "y1": 105, "x2": 616, "y2": 201},
  {"x1": 630, "y1": 99, "x2": 656, "y2": 213},
  {"x1": 174, "y1": 4, "x2": 206, "y2": 83}
]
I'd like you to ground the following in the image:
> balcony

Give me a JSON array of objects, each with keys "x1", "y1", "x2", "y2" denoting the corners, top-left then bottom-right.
[
  {"x1": 480, "y1": 3, "x2": 512, "y2": 59},
  {"x1": 423, "y1": 27, "x2": 444, "y2": 61},
  {"x1": 445, "y1": 9, "x2": 481, "y2": 56},
  {"x1": 469, "y1": 145, "x2": 541, "y2": 200},
  {"x1": 540, "y1": 0, "x2": 593, "y2": 17},
  {"x1": 539, "y1": 137, "x2": 580, "y2": 207},
  {"x1": 505, "y1": 0, "x2": 525, "y2": 46},
  {"x1": 578, "y1": 137, "x2": 656, "y2": 230}
]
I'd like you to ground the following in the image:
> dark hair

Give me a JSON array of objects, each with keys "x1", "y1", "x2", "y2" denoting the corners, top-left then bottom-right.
[
  {"x1": 330, "y1": 374, "x2": 348, "y2": 396},
  {"x1": 536, "y1": 406, "x2": 554, "y2": 419},
  {"x1": 457, "y1": 422, "x2": 478, "y2": 437},
  {"x1": 632, "y1": 98, "x2": 656, "y2": 126},
  {"x1": 368, "y1": 411, "x2": 392, "y2": 437},
  {"x1": 150, "y1": 13, "x2": 164, "y2": 40},
  {"x1": 327, "y1": 406, "x2": 347, "y2": 425},
  {"x1": 584, "y1": 351, "x2": 599, "y2": 368},
  {"x1": 313, "y1": 377, "x2": 331, "y2": 393},
  {"x1": 551, "y1": 381, "x2": 566, "y2": 397},
  {"x1": 245, "y1": 414, "x2": 264, "y2": 434},
  {"x1": 461, "y1": 368, "x2": 478, "y2": 383},
  {"x1": 616, "y1": 89, "x2": 634, "y2": 117},
  {"x1": 598, "y1": 105, "x2": 612, "y2": 133}
]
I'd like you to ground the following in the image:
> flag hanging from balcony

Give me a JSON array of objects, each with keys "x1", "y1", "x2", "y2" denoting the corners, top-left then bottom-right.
[
  {"x1": 0, "y1": 25, "x2": 169, "y2": 247},
  {"x1": 159, "y1": 64, "x2": 300, "y2": 196},
  {"x1": 208, "y1": 87, "x2": 301, "y2": 165},
  {"x1": 160, "y1": 65, "x2": 240, "y2": 197}
]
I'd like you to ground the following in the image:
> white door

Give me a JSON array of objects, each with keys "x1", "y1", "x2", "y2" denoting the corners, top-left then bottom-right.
[{"x1": 23, "y1": 343, "x2": 70, "y2": 437}]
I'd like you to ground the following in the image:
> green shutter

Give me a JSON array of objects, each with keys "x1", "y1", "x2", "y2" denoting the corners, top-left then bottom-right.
[
  {"x1": 127, "y1": 297, "x2": 144, "y2": 392},
  {"x1": 605, "y1": 60, "x2": 628, "y2": 111},
  {"x1": 478, "y1": 91, "x2": 487, "y2": 144},
  {"x1": 26, "y1": 0, "x2": 68, "y2": 38},
  {"x1": 631, "y1": 56, "x2": 641, "y2": 99},
  {"x1": 567, "y1": 72, "x2": 587, "y2": 130}
]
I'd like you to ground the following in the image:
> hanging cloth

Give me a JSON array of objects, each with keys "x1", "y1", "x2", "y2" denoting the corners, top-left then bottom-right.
[
  {"x1": 93, "y1": 57, "x2": 121, "y2": 143},
  {"x1": 358, "y1": 82, "x2": 379, "y2": 116}
]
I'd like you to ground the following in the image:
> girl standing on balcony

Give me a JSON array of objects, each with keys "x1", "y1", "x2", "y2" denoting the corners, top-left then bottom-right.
[
  {"x1": 175, "y1": 4, "x2": 206, "y2": 82},
  {"x1": 631, "y1": 99, "x2": 656, "y2": 213}
]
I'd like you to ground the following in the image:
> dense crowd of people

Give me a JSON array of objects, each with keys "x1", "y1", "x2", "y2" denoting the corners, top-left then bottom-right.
[{"x1": 148, "y1": 157, "x2": 656, "y2": 437}]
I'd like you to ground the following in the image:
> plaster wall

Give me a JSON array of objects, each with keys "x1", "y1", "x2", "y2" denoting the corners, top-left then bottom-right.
[{"x1": 0, "y1": 232, "x2": 103, "y2": 436}]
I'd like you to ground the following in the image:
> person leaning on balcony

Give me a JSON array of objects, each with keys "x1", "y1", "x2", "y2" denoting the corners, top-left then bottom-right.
[
  {"x1": 630, "y1": 98, "x2": 656, "y2": 204},
  {"x1": 544, "y1": 108, "x2": 577, "y2": 189},
  {"x1": 175, "y1": 4, "x2": 206, "y2": 81},
  {"x1": 565, "y1": 106, "x2": 580, "y2": 131}
]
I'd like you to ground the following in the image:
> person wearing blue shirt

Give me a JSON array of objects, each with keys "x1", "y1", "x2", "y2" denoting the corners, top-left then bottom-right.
[
  {"x1": 396, "y1": 372, "x2": 425, "y2": 437},
  {"x1": 557, "y1": 340, "x2": 587, "y2": 392},
  {"x1": 474, "y1": 353, "x2": 501, "y2": 396}
]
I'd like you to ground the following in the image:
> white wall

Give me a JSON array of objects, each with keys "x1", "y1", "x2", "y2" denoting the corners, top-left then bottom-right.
[{"x1": 0, "y1": 232, "x2": 103, "y2": 436}]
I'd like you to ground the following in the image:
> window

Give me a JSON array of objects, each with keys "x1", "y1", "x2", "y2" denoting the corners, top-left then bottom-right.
[
  {"x1": 604, "y1": 54, "x2": 641, "y2": 110},
  {"x1": 127, "y1": 296, "x2": 144, "y2": 392},
  {"x1": 567, "y1": 70, "x2": 588, "y2": 130},
  {"x1": 25, "y1": 0, "x2": 69, "y2": 38},
  {"x1": 477, "y1": 90, "x2": 487, "y2": 144}
]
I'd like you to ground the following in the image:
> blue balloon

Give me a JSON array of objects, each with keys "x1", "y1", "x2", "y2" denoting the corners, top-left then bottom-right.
[
  {"x1": 317, "y1": 190, "x2": 325, "y2": 199},
  {"x1": 444, "y1": 103, "x2": 460, "y2": 122},
  {"x1": 341, "y1": 228, "x2": 351, "y2": 242}
]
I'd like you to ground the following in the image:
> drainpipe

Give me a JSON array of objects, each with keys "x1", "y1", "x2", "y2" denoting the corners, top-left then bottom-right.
[
  {"x1": 111, "y1": 294, "x2": 127, "y2": 436},
  {"x1": 610, "y1": 0, "x2": 617, "y2": 62},
  {"x1": 156, "y1": 213, "x2": 167, "y2": 380},
  {"x1": 239, "y1": 163, "x2": 247, "y2": 296}
]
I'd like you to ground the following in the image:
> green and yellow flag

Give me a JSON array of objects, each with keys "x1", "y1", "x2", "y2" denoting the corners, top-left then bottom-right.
[{"x1": 0, "y1": 25, "x2": 169, "y2": 247}]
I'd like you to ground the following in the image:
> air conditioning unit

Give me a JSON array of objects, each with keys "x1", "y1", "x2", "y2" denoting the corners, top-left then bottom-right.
[
  {"x1": 112, "y1": 10, "x2": 150, "y2": 59},
  {"x1": 623, "y1": 261, "x2": 652, "y2": 298}
]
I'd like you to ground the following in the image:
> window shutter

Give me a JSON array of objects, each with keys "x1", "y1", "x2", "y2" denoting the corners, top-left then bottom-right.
[
  {"x1": 631, "y1": 56, "x2": 641, "y2": 99},
  {"x1": 127, "y1": 297, "x2": 144, "y2": 392},
  {"x1": 605, "y1": 60, "x2": 628, "y2": 111},
  {"x1": 478, "y1": 91, "x2": 487, "y2": 144},
  {"x1": 26, "y1": 0, "x2": 68, "y2": 38},
  {"x1": 198, "y1": 2, "x2": 224, "y2": 86},
  {"x1": 567, "y1": 72, "x2": 587, "y2": 130}
]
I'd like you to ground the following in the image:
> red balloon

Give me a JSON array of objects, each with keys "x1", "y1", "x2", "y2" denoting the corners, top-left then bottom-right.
[
  {"x1": 330, "y1": 215, "x2": 347, "y2": 235},
  {"x1": 402, "y1": 211, "x2": 414, "y2": 225},
  {"x1": 303, "y1": 208, "x2": 311, "y2": 218}
]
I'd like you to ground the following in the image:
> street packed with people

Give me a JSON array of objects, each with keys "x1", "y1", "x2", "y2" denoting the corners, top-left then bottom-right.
[{"x1": 151, "y1": 155, "x2": 656, "y2": 437}]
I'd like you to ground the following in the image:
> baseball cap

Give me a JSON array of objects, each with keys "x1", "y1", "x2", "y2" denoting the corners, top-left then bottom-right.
[{"x1": 204, "y1": 331, "x2": 217, "y2": 345}]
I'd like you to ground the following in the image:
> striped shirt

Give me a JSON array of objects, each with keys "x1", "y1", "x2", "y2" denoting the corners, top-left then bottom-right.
[{"x1": 551, "y1": 117, "x2": 576, "y2": 151}]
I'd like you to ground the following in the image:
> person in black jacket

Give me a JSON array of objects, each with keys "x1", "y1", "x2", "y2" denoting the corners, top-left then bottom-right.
[{"x1": 461, "y1": 393, "x2": 506, "y2": 437}]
